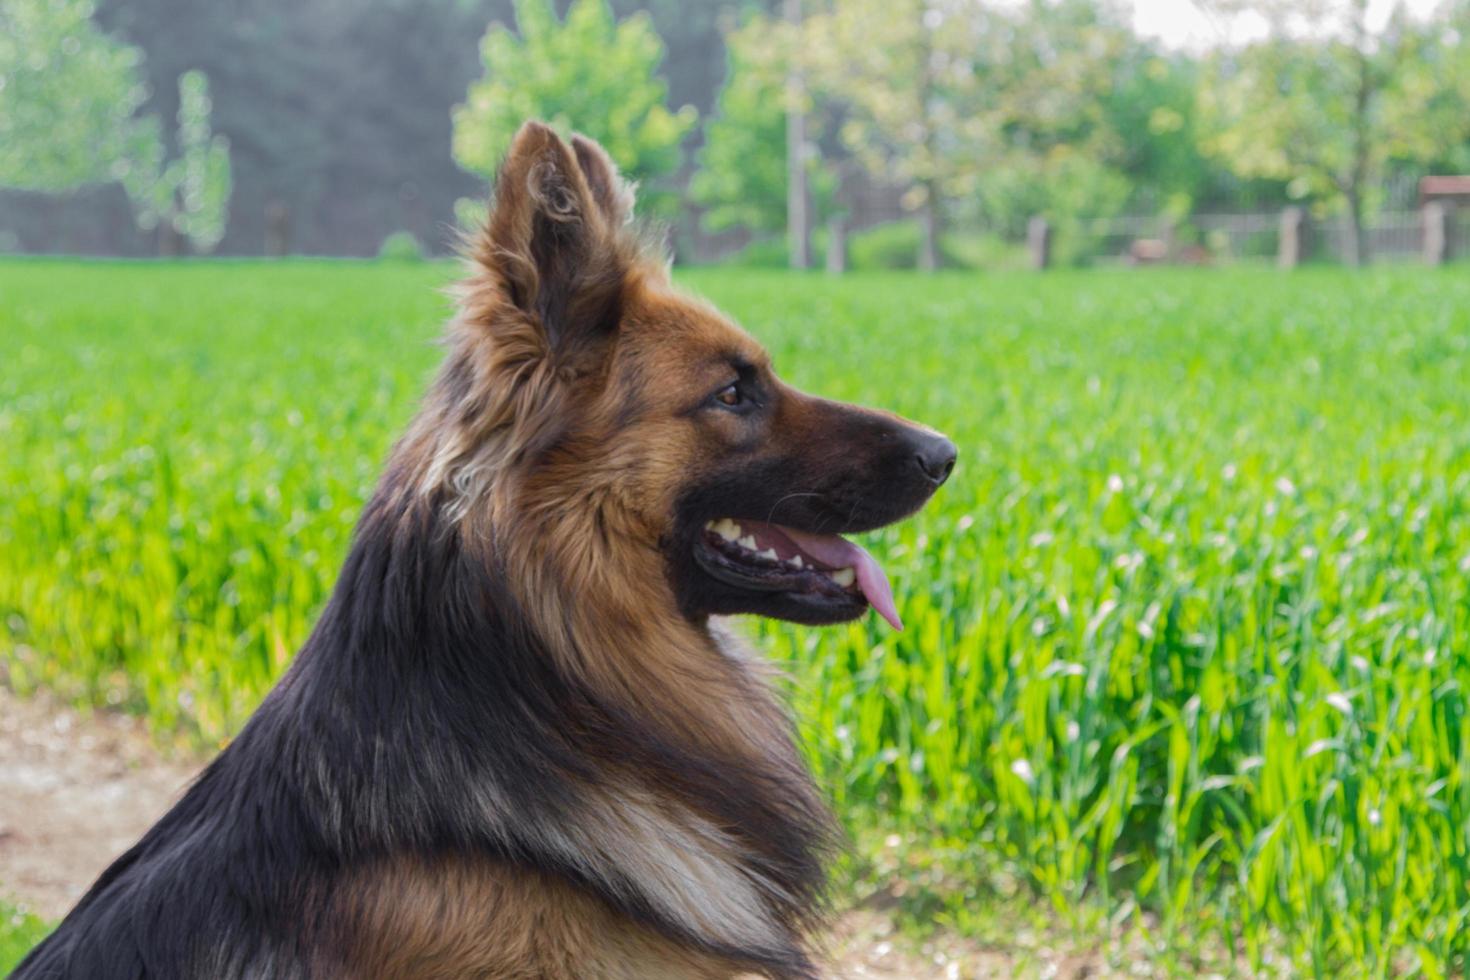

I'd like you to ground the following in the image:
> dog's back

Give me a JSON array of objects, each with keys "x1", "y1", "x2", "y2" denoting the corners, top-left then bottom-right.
[
  {"x1": 14, "y1": 491, "x2": 786, "y2": 979},
  {"x1": 17, "y1": 745, "x2": 310, "y2": 978}
]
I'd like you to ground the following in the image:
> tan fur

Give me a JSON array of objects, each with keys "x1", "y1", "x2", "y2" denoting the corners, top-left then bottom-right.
[
  {"x1": 331, "y1": 855, "x2": 747, "y2": 980},
  {"x1": 417, "y1": 129, "x2": 817, "y2": 777},
  {"x1": 349, "y1": 123, "x2": 834, "y2": 978}
]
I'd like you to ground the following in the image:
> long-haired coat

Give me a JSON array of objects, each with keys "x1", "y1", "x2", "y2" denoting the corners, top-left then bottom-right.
[{"x1": 14, "y1": 123, "x2": 954, "y2": 980}]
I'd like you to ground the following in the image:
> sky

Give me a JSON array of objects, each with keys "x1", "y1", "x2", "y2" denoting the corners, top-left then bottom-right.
[{"x1": 1129, "y1": 0, "x2": 1447, "y2": 49}]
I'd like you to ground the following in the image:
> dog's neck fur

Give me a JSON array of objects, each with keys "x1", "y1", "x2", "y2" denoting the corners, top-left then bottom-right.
[
  {"x1": 250, "y1": 392, "x2": 834, "y2": 976},
  {"x1": 25, "y1": 127, "x2": 840, "y2": 980}
]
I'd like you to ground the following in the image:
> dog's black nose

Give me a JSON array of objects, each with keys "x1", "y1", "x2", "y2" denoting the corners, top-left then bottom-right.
[{"x1": 911, "y1": 432, "x2": 957, "y2": 486}]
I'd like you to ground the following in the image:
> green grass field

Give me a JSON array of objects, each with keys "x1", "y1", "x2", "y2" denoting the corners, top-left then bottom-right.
[
  {"x1": 0, "y1": 900, "x2": 50, "y2": 975},
  {"x1": 4, "y1": 259, "x2": 1470, "y2": 973}
]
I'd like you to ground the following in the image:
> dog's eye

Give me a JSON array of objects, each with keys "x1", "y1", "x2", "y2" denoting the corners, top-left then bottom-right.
[{"x1": 714, "y1": 383, "x2": 743, "y2": 408}]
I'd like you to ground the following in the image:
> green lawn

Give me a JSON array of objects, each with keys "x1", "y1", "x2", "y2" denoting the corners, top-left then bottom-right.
[
  {"x1": 0, "y1": 900, "x2": 50, "y2": 975},
  {"x1": 3, "y1": 259, "x2": 1470, "y2": 973}
]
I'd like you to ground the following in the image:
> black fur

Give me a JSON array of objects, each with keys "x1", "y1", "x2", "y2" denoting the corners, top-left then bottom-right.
[
  {"x1": 13, "y1": 463, "x2": 828, "y2": 979},
  {"x1": 668, "y1": 396, "x2": 956, "y2": 625}
]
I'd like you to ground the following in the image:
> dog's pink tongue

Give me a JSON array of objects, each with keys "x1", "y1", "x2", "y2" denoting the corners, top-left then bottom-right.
[{"x1": 780, "y1": 528, "x2": 903, "y2": 632}]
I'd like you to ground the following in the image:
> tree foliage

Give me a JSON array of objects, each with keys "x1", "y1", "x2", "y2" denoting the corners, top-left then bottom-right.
[
  {"x1": 0, "y1": 0, "x2": 525, "y2": 255},
  {"x1": 15, "y1": 0, "x2": 736, "y2": 255},
  {"x1": 959, "y1": 0, "x2": 1140, "y2": 258},
  {"x1": 0, "y1": 0, "x2": 153, "y2": 192},
  {"x1": 1412, "y1": 1, "x2": 1470, "y2": 174},
  {"x1": 687, "y1": 0, "x2": 1470, "y2": 266},
  {"x1": 0, "y1": 0, "x2": 230, "y2": 252},
  {"x1": 1097, "y1": 52, "x2": 1220, "y2": 213},
  {"x1": 798, "y1": 0, "x2": 996, "y2": 267},
  {"x1": 790, "y1": 0, "x2": 1148, "y2": 266},
  {"x1": 5, "y1": 0, "x2": 1470, "y2": 261},
  {"x1": 453, "y1": 0, "x2": 697, "y2": 215},
  {"x1": 691, "y1": 12, "x2": 834, "y2": 238},
  {"x1": 1201, "y1": 0, "x2": 1470, "y2": 263},
  {"x1": 131, "y1": 71, "x2": 233, "y2": 252}
]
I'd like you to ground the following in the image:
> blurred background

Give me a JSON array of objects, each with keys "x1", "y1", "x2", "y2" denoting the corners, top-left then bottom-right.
[
  {"x1": 3, "y1": 0, "x2": 1468, "y2": 268},
  {"x1": 6, "y1": 3, "x2": 1470, "y2": 976}
]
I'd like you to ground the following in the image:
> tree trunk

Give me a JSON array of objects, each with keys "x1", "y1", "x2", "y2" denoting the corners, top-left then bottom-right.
[
  {"x1": 1344, "y1": 0, "x2": 1371, "y2": 268},
  {"x1": 1423, "y1": 200, "x2": 1448, "y2": 266},
  {"x1": 1278, "y1": 207, "x2": 1307, "y2": 270},
  {"x1": 1028, "y1": 216, "x2": 1052, "y2": 271},
  {"x1": 825, "y1": 216, "x2": 846, "y2": 275},
  {"x1": 158, "y1": 221, "x2": 182, "y2": 258},
  {"x1": 265, "y1": 201, "x2": 291, "y2": 257},
  {"x1": 917, "y1": 186, "x2": 939, "y2": 272},
  {"x1": 914, "y1": 3, "x2": 940, "y2": 273},
  {"x1": 784, "y1": 0, "x2": 810, "y2": 270},
  {"x1": 1343, "y1": 187, "x2": 1365, "y2": 268}
]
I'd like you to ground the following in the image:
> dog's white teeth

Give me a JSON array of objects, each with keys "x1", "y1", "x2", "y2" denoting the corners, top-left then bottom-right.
[
  {"x1": 758, "y1": 547, "x2": 779, "y2": 561},
  {"x1": 791, "y1": 555, "x2": 804, "y2": 569},
  {"x1": 831, "y1": 567, "x2": 856, "y2": 587},
  {"x1": 738, "y1": 535, "x2": 757, "y2": 550},
  {"x1": 704, "y1": 518, "x2": 737, "y2": 541}
]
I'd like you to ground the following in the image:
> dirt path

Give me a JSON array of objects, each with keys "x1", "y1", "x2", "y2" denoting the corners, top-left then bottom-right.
[
  {"x1": 0, "y1": 686, "x2": 199, "y2": 920},
  {"x1": 0, "y1": 686, "x2": 1083, "y2": 977}
]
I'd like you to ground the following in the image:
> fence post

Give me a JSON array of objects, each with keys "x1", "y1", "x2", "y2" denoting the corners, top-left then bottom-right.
[
  {"x1": 1278, "y1": 207, "x2": 1306, "y2": 269},
  {"x1": 265, "y1": 201, "x2": 291, "y2": 258},
  {"x1": 824, "y1": 216, "x2": 846, "y2": 275},
  {"x1": 158, "y1": 221, "x2": 182, "y2": 258},
  {"x1": 1028, "y1": 216, "x2": 1051, "y2": 271},
  {"x1": 784, "y1": 0, "x2": 811, "y2": 270},
  {"x1": 1423, "y1": 201, "x2": 1448, "y2": 267}
]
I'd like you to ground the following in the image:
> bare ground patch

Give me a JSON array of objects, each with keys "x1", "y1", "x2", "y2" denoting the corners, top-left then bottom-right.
[{"x1": 0, "y1": 685, "x2": 1126, "y2": 978}]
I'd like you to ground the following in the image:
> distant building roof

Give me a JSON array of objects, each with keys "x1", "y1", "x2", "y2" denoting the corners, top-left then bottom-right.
[{"x1": 1421, "y1": 176, "x2": 1470, "y2": 202}]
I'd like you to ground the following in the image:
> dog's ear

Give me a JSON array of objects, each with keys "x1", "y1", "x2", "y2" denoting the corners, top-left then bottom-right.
[
  {"x1": 480, "y1": 122, "x2": 635, "y2": 357},
  {"x1": 570, "y1": 133, "x2": 634, "y2": 229}
]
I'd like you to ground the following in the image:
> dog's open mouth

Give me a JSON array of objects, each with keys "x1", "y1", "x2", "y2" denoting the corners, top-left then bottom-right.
[{"x1": 693, "y1": 518, "x2": 902, "y2": 630}]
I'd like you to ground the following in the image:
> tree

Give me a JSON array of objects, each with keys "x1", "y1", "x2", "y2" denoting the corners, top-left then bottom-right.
[
  {"x1": 962, "y1": 0, "x2": 1142, "y2": 262},
  {"x1": 1404, "y1": 0, "x2": 1470, "y2": 175},
  {"x1": 1201, "y1": 0, "x2": 1470, "y2": 265},
  {"x1": 800, "y1": 0, "x2": 995, "y2": 271},
  {"x1": 0, "y1": 0, "x2": 154, "y2": 192},
  {"x1": 130, "y1": 71, "x2": 233, "y2": 254},
  {"x1": 89, "y1": 0, "x2": 516, "y2": 256},
  {"x1": 690, "y1": 11, "x2": 835, "y2": 245},
  {"x1": 0, "y1": 0, "x2": 231, "y2": 253},
  {"x1": 799, "y1": 0, "x2": 1142, "y2": 269},
  {"x1": 452, "y1": 0, "x2": 697, "y2": 218},
  {"x1": 10, "y1": 0, "x2": 751, "y2": 257},
  {"x1": 1098, "y1": 50, "x2": 1223, "y2": 215}
]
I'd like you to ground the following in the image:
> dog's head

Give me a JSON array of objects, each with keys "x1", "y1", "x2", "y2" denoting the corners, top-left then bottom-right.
[{"x1": 434, "y1": 122, "x2": 954, "y2": 630}]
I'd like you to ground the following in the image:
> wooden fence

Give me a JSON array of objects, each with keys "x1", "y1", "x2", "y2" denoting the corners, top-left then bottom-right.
[{"x1": 1052, "y1": 206, "x2": 1468, "y2": 269}]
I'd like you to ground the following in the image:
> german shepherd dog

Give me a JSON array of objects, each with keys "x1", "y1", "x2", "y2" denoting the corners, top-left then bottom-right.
[{"x1": 15, "y1": 123, "x2": 954, "y2": 980}]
